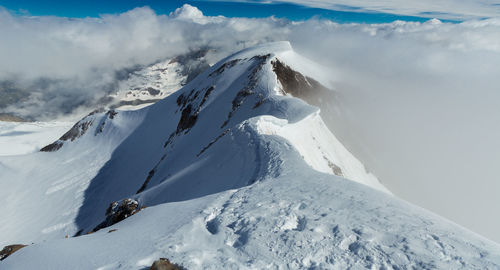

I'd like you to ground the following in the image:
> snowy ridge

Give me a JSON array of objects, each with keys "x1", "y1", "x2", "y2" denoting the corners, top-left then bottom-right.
[
  {"x1": 1, "y1": 42, "x2": 499, "y2": 269},
  {"x1": 253, "y1": 113, "x2": 387, "y2": 192}
]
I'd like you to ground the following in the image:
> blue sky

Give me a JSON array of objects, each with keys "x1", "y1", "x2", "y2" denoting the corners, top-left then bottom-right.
[{"x1": 0, "y1": 0, "x2": 435, "y2": 23}]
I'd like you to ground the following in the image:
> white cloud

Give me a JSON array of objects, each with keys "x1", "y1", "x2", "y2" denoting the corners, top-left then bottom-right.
[
  {"x1": 202, "y1": 0, "x2": 500, "y2": 20},
  {"x1": 0, "y1": 4, "x2": 288, "y2": 118},
  {"x1": 287, "y1": 18, "x2": 500, "y2": 244},
  {"x1": 1, "y1": 4, "x2": 500, "y2": 243}
]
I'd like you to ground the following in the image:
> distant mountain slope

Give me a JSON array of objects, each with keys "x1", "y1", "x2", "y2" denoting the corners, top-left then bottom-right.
[
  {"x1": 109, "y1": 49, "x2": 210, "y2": 110},
  {"x1": 1, "y1": 42, "x2": 499, "y2": 269},
  {"x1": 0, "y1": 49, "x2": 209, "y2": 120}
]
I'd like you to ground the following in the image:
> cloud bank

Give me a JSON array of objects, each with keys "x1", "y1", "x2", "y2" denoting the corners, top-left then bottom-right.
[
  {"x1": 0, "y1": 4, "x2": 288, "y2": 119},
  {"x1": 2, "y1": 4, "x2": 499, "y2": 119},
  {"x1": 292, "y1": 18, "x2": 500, "y2": 244},
  {"x1": 202, "y1": 0, "x2": 500, "y2": 20},
  {"x1": 2, "y1": 4, "x2": 500, "y2": 243}
]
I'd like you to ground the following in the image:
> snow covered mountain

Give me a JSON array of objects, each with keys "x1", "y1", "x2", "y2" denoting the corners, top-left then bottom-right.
[
  {"x1": 109, "y1": 50, "x2": 210, "y2": 111},
  {"x1": 0, "y1": 49, "x2": 209, "y2": 121},
  {"x1": 1, "y1": 42, "x2": 499, "y2": 269}
]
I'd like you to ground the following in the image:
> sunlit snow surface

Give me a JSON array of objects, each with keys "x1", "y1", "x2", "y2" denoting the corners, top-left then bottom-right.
[
  {"x1": 0, "y1": 121, "x2": 73, "y2": 156},
  {"x1": 1, "y1": 42, "x2": 499, "y2": 269}
]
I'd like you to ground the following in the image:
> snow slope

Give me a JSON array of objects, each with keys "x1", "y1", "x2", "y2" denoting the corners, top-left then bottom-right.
[
  {"x1": 0, "y1": 121, "x2": 73, "y2": 156},
  {"x1": 1, "y1": 42, "x2": 499, "y2": 269}
]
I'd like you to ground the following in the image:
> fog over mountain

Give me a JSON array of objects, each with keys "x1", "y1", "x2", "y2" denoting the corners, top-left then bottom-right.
[
  {"x1": 1, "y1": 3, "x2": 500, "y2": 245},
  {"x1": 1, "y1": 42, "x2": 499, "y2": 269}
]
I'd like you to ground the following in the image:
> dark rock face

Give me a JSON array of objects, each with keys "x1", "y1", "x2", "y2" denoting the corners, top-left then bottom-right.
[
  {"x1": 136, "y1": 153, "x2": 166, "y2": 194},
  {"x1": 272, "y1": 58, "x2": 339, "y2": 131},
  {"x1": 106, "y1": 109, "x2": 118, "y2": 119},
  {"x1": 272, "y1": 59, "x2": 335, "y2": 104},
  {"x1": 150, "y1": 258, "x2": 184, "y2": 270},
  {"x1": 40, "y1": 113, "x2": 95, "y2": 152},
  {"x1": 209, "y1": 59, "x2": 241, "y2": 77},
  {"x1": 39, "y1": 141, "x2": 64, "y2": 152},
  {"x1": 145, "y1": 87, "x2": 161, "y2": 96},
  {"x1": 96, "y1": 110, "x2": 118, "y2": 134},
  {"x1": 197, "y1": 128, "x2": 231, "y2": 157},
  {"x1": 221, "y1": 54, "x2": 270, "y2": 128},
  {"x1": 40, "y1": 109, "x2": 118, "y2": 152},
  {"x1": 136, "y1": 169, "x2": 157, "y2": 194},
  {"x1": 273, "y1": 59, "x2": 346, "y2": 175},
  {"x1": 91, "y1": 198, "x2": 143, "y2": 232},
  {"x1": 0, "y1": 244, "x2": 27, "y2": 261},
  {"x1": 176, "y1": 104, "x2": 198, "y2": 134},
  {"x1": 172, "y1": 85, "x2": 216, "y2": 138},
  {"x1": 59, "y1": 120, "x2": 93, "y2": 142}
]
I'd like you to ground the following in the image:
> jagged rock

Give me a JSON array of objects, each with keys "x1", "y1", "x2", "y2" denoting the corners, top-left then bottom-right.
[
  {"x1": 209, "y1": 58, "x2": 241, "y2": 76},
  {"x1": 40, "y1": 111, "x2": 95, "y2": 152},
  {"x1": 92, "y1": 199, "x2": 143, "y2": 232},
  {"x1": 136, "y1": 169, "x2": 157, "y2": 194},
  {"x1": 197, "y1": 128, "x2": 230, "y2": 157},
  {"x1": 39, "y1": 141, "x2": 64, "y2": 152},
  {"x1": 271, "y1": 58, "x2": 340, "y2": 136},
  {"x1": 59, "y1": 120, "x2": 93, "y2": 142},
  {"x1": 220, "y1": 54, "x2": 270, "y2": 128},
  {"x1": 0, "y1": 244, "x2": 27, "y2": 261},
  {"x1": 176, "y1": 104, "x2": 198, "y2": 133},
  {"x1": 150, "y1": 258, "x2": 184, "y2": 270},
  {"x1": 106, "y1": 109, "x2": 118, "y2": 119}
]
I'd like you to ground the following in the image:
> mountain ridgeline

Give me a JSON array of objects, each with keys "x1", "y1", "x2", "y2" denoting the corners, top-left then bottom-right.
[{"x1": 1, "y1": 42, "x2": 499, "y2": 269}]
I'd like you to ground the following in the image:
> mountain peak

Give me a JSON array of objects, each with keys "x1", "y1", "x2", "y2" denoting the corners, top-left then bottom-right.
[
  {"x1": 1, "y1": 43, "x2": 499, "y2": 269},
  {"x1": 226, "y1": 41, "x2": 293, "y2": 59}
]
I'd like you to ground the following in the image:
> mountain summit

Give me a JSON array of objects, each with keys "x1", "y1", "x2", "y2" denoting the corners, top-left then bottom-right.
[{"x1": 1, "y1": 42, "x2": 499, "y2": 269}]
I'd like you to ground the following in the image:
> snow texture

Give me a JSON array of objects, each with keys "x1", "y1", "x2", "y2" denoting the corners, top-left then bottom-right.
[
  {"x1": 0, "y1": 42, "x2": 499, "y2": 269},
  {"x1": 0, "y1": 121, "x2": 73, "y2": 156}
]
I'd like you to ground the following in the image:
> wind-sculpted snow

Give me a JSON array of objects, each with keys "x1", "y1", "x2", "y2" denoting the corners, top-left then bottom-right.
[
  {"x1": 2, "y1": 131, "x2": 500, "y2": 269},
  {"x1": 0, "y1": 42, "x2": 499, "y2": 269}
]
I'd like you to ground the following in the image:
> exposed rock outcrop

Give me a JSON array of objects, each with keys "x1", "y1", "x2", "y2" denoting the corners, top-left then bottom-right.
[
  {"x1": 39, "y1": 110, "x2": 101, "y2": 152},
  {"x1": 0, "y1": 244, "x2": 27, "y2": 261},
  {"x1": 150, "y1": 258, "x2": 184, "y2": 270},
  {"x1": 91, "y1": 199, "x2": 143, "y2": 233},
  {"x1": 272, "y1": 58, "x2": 341, "y2": 144}
]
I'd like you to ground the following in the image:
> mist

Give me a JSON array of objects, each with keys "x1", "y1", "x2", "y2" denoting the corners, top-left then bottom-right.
[
  {"x1": 0, "y1": 5, "x2": 288, "y2": 120},
  {"x1": 288, "y1": 18, "x2": 500, "y2": 243},
  {"x1": 1, "y1": 4, "x2": 500, "y2": 243}
]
